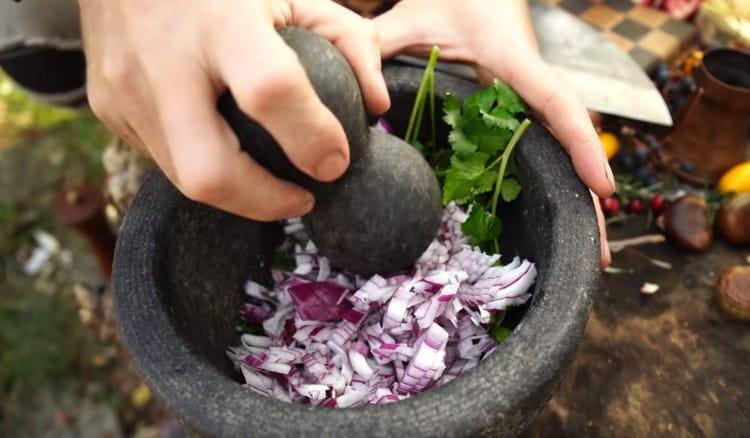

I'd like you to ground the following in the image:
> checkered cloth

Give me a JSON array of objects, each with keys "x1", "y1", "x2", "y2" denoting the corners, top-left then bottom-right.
[{"x1": 546, "y1": 0, "x2": 697, "y2": 72}]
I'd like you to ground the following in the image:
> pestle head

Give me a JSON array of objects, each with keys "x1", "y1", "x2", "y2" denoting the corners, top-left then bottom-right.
[{"x1": 218, "y1": 27, "x2": 442, "y2": 275}]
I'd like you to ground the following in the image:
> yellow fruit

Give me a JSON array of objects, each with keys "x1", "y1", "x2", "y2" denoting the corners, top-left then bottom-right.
[
  {"x1": 599, "y1": 132, "x2": 620, "y2": 161},
  {"x1": 131, "y1": 383, "x2": 152, "y2": 408},
  {"x1": 718, "y1": 162, "x2": 750, "y2": 194}
]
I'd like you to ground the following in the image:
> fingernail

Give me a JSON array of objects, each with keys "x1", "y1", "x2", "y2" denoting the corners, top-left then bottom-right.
[
  {"x1": 601, "y1": 239, "x2": 612, "y2": 269},
  {"x1": 288, "y1": 192, "x2": 315, "y2": 217},
  {"x1": 604, "y1": 161, "x2": 616, "y2": 192},
  {"x1": 315, "y1": 153, "x2": 348, "y2": 181}
]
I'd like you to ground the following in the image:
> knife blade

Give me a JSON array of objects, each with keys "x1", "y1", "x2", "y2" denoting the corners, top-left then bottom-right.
[{"x1": 392, "y1": 2, "x2": 673, "y2": 126}]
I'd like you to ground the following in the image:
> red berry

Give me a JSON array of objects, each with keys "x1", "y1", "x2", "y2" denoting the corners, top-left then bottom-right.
[
  {"x1": 627, "y1": 198, "x2": 646, "y2": 214},
  {"x1": 651, "y1": 194, "x2": 665, "y2": 214},
  {"x1": 601, "y1": 197, "x2": 620, "y2": 215}
]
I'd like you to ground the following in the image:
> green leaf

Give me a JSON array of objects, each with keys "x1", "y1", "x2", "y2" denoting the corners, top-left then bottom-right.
[
  {"x1": 442, "y1": 93, "x2": 462, "y2": 128},
  {"x1": 500, "y1": 177, "x2": 522, "y2": 202},
  {"x1": 463, "y1": 87, "x2": 497, "y2": 118},
  {"x1": 442, "y1": 153, "x2": 490, "y2": 204},
  {"x1": 493, "y1": 79, "x2": 526, "y2": 114},
  {"x1": 411, "y1": 139, "x2": 425, "y2": 153},
  {"x1": 491, "y1": 325, "x2": 512, "y2": 344},
  {"x1": 462, "y1": 202, "x2": 503, "y2": 244},
  {"x1": 475, "y1": 170, "x2": 498, "y2": 196},
  {"x1": 448, "y1": 129, "x2": 478, "y2": 157},
  {"x1": 481, "y1": 108, "x2": 520, "y2": 131},
  {"x1": 431, "y1": 148, "x2": 453, "y2": 174},
  {"x1": 463, "y1": 119, "x2": 512, "y2": 156}
]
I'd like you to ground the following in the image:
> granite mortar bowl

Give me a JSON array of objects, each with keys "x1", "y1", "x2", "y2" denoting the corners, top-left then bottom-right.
[{"x1": 113, "y1": 64, "x2": 600, "y2": 437}]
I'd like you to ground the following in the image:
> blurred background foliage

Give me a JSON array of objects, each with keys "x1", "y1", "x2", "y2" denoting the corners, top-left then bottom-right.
[{"x1": 0, "y1": 72, "x2": 165, "y2": 436}]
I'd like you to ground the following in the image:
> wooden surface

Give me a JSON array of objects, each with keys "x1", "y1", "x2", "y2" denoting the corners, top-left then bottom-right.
[{"x1": 523, "y1": 218, "x2": 750, "y2": 437}]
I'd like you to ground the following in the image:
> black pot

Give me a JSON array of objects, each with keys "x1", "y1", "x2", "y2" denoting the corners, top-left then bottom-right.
[{"x1": 113, "y1": 64, "x2": 600, "y2": 437}]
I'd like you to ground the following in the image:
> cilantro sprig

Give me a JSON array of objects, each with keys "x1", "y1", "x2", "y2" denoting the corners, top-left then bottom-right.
[{"x1": 405, "y1": 47, "x2": 531, "y2": 253}]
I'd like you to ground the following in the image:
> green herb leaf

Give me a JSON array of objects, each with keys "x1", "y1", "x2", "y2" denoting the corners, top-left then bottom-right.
[
  {"x1": 463, "y1": 87, "x2": 496, "y2": 117},
  {"x1": 461, "y1": 119, "x2": 511, "y2": 156},
  {"x1": 481, "y1": 108, "x2": 520, "y2": 132},
  {"x1": 448, "y1": 129, "x2": 478, "y2": 157},
  {"x1": 493, "y1": 79, "x2": 526, "y2": 114},
  {"x1": 500, "y1": 177, "x2": 522, "y2": 202},
  {"x1": 462, "y1": 202, "x2": 503, "y2": 244},
  {"x1": 442, "y1": 153, "x2": 490, "y2": 204},
  {"x1": 491, "y1": 325, "x2": 512, "y2": 343},
  {"x1": 443, "y1": 93, "x2": 462, "y2": 128}
]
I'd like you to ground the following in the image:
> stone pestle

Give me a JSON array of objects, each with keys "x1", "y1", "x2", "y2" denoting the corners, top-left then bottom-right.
[{"x1": 218, "y1": 27, "x2": 442, "y2": 275}]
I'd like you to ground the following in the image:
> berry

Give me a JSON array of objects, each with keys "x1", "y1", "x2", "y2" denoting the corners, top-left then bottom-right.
[
  {"x1": 644, "y1": 135, "x2": 660, "y2": 149},
  {"x1": 617, "y1": 152, "x2": 636, "y2": 171},
  {"x1": 651, "y1": 194, "x2": 665, "y2": 214},
  {"x1": 601, "y1": 197, "x2": 620, "y2": 215},
  {"x1": 680, "y1": 160, "x2": 695, "y2": 173},
  {"x1": 627, "y1": 198, "x2": 646, "y2": 214},
  {"x1": 682, "y1": 76, "x2": 696, "y2": 90},
  {"x1": 655, "y1": 63, "x2": 669, "y2": 85},
  {"x1": 634, "y1": 148, "x2": 649, "y2": 164},
  {"x1": 635, "y1": 166, "x2": 652, "y2": 184}
]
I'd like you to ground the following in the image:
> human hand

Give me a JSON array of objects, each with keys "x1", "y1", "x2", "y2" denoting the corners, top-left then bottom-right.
[
  {"x1": 374, "y1": 0, "x2": 614, "y2": 267},
  {"x1": 79, "y1": 0, "x2": 390, "y2": 221}
]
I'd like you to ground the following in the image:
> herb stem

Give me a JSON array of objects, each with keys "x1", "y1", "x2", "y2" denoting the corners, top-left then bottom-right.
[
  {"x1": 429, "y1": 70, "x2": 437, "y2": 151},
  {"x1": 404, "y1": 46, "x2": 440, "y2": 145},
  {"x1": 491, "y1": 118, "x2": 531, "y2": 217}
]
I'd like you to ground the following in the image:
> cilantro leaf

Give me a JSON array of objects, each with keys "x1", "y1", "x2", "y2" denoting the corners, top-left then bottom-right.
[
  {"x1": 491, "y1": 325, "x2": 512, "y2": 343},
  {"x1": 462, "y1": 202, "x2": 503, "y2": 244},
  {"x1": 481, "y1": 108, "x2": 520, "y2": 132},
  {"x1": 464, "y1": 87, "x2": 497, "y2": 113},
  {"x1": 443, "y1": 93, "x2": 462, "y2": 128},
  {"x1": 463, "y1": 118, "x2": 512, "y2": 156},
  {"x1": 448, "y1": 129, "x2": 478, "y2": 157},
  {"x1": 500, "y1": 177, "x2": 522, "y2": 202},
  {"x1": 493, "y1": 79, "x2": 526, "y2": 114},
  {"x1": 442, "y1": 153, "x2": 490, "y2": 204},
  {"x1": 475, "y1": 170, "x2": 498, "y2": 196}
]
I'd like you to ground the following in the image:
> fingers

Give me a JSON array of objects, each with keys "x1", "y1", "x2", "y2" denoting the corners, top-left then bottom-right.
[
  {"x1": 152, "y1": 65, "x2": 316, "y2": 221},
  {"x1": 372, "y1": 5, "x2": 414, "y2": 59},
  {"x1": 212, "y1": 20, "x2": 350, "y2": 182},
  {"x1": 501, "y1": 56, "x2": 616, "y2": 198},
  {"x1": 592, "y1": 190, "x2": 611, "y2": 269},
  {"x1": 290, "y1": 0, "x2": 390, "y2": 115}
]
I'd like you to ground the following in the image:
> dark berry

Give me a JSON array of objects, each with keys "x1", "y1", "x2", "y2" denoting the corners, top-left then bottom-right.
[
  {"x1": 673, "y1": 95, "x2": 686, "y2": 110},
  {"x1": 680, "y1": 160, "x2": 695, "y2": 172},
  {"x1": 682, "y1": 76, "x2": 695, "y2": 90},
  {"x1": 634, "y1": 148, "x2": 649, "y2": 164},
  {"x1": 644, "y1": 175, "x2": 659, "y2": 186},
  {"x1": 601, "y1": 197, "x2": 620, "y2": 215},
  {"x1": 635, "y1": 166, "x2": 652, "y2": 184},
  {"x1": 644, "y1": 135, "x2": 660, "y2": 149},
  {"x1": 655, "y1": 63, "x2": 669, "y2": 85},
  {"x1": 617, "y1": 152, "x2": 636, "y2": 171},
  {"x1": 627, "y1": 198, "x2": 646, "y2": 214}
]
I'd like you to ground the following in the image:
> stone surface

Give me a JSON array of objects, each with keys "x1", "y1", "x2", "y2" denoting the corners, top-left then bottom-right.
[
  {"x1": 218, "y1": 28, "x2": 442, "y2": 275},
  {"x1": 113, "y1": 63, "x2": 600, "y2": 437}
]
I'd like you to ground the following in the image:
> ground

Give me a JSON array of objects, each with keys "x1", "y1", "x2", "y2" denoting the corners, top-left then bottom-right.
[{"x1": 524, "y1": 218, "x2": 750, "y2": 437}]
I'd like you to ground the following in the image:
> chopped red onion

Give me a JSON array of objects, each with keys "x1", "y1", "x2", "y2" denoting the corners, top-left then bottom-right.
[
  {"x1": 374, "y1": 117, "x2": 395, "y2": 134},
  {"x1": 229, "y1": 203, "x2": 536, "y2": 407}
]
